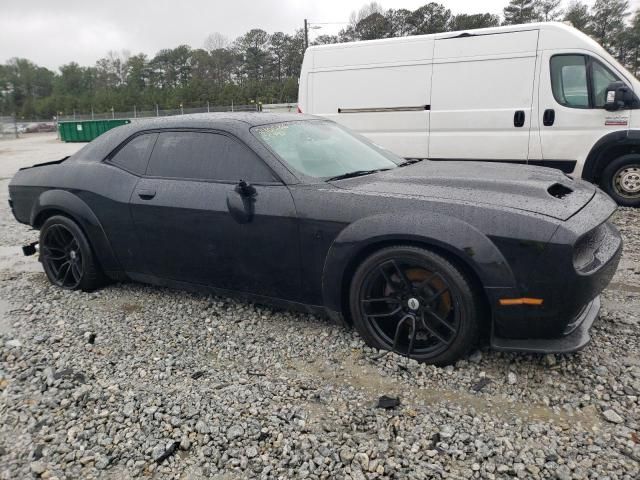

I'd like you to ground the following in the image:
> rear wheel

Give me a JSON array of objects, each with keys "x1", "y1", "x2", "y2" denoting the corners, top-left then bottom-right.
[
  {"x1": 600, "y1": 154, "x2": 640, "y2": 207},
  {"x1": 40, "y1": 215, "x2": 104, "y2": 291},
  {"x1": 349, "y1": 246, "x2": 479, "y2": 366}
]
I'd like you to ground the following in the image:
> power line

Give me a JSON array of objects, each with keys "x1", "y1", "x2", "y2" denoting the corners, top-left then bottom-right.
[{"x1": 306, "y1": 21, "x2": 349, "y2": 25}]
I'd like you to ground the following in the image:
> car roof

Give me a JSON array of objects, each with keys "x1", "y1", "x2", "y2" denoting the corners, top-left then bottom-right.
[
  {"x1": 71, "y1": 112, "x2": 320, "y2": 163},
  {"x1": 129, "y1": 112, "x2": 317, "y2": 130}
]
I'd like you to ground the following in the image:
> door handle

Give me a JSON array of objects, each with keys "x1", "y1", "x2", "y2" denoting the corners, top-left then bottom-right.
[
  {"x1": 543, "y1": 109, "x2": 555, "y2": 126},
  {"x1": 514, "y1": 110, "x2": 525, "y2": 128},
  {"x1": 137, "y1": 189, "x2": 156, "y2": 200}
]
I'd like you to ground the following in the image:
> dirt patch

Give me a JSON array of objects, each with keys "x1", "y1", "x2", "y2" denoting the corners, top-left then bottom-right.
[
  {"x1": 293, "y1": 353, "x2": 603, "y2": 432},
  {"x1": 121, "y1": 303, "x2": 143, "y2": 314}
]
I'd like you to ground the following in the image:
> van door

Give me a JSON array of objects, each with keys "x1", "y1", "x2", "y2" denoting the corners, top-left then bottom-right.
[
  {"x1": 429, "y1": 30, "x2": 539, "y2": 161},
  {"x1": 537, "y1": 51, "x2": 631, "y2": 176}
]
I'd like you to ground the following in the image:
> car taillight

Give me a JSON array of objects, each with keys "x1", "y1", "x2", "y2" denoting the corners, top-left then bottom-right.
[{"x1": 297, "y1": 105, "x2": 302, "y2": 114}]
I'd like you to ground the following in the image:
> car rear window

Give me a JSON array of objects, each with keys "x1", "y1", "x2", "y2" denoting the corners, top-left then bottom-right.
[
  {"x1": 146, "y1": 131, "x2": 276, "y2": 182},
  {"x1": 109, "y1": 133, "x2": 156, "y2": 174}
]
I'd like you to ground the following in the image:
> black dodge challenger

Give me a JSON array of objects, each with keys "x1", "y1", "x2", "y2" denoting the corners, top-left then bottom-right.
[{"x1": 8, "y1": 113, "x2": 623, "y2": 365}]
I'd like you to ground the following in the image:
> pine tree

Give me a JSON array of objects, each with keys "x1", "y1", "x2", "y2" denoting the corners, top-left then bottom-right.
[
  {"x1": 537, "y1": 0, "x2": 563, "y2": 21},
  {"x1": 564, "y1": 1, "x2": 592, "y2": 32},
  {"x1": 589, "y1": 0, "x2": 630, "y2": 50},
  {"x1": 503, "y1": 0, "x2": 539, "y2": 25}
]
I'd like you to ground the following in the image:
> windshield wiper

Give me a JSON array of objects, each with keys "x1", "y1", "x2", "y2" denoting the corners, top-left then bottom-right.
[
  {"x1": 326, "y1": 168, "x2": 391, "y2": 181},
  {"x1": 397, "y1": 158, "x2": 425, "y2": 167}
]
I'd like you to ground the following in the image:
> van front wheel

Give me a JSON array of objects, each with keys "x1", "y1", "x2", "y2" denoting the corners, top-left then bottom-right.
[{"x1": 600, "y1": 154, "x2": 640, "y2": 207}]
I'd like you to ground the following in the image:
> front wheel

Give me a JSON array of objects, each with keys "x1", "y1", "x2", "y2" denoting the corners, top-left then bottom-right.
[
  {"x1": 40, "y1": 215, "x2": 104, "y2": 291},
  {"x1": 600, "y1": 154, "x2": 640, "y2": 207},
  {"x1": 349, "y1": 246, "x2": 479, "y2": 366}
]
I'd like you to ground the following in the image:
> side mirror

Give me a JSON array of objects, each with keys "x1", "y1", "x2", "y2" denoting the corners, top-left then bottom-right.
[
  {"x1": 235, "y1": 179, "x2": 257, "y2": 197},
  {"x1": 605, "y1": 81, "x2": 631, "y2": 111}
]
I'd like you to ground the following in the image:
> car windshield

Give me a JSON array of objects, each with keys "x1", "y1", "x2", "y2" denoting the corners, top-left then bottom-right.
[{"x1": 253, "y1": 120, "x2": 401, "y2": 179}]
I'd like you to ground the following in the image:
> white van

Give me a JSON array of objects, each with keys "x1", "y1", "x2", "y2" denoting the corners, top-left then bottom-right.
[{"x1": 298, "y1": 22, "x2": 640, "y2": 206}]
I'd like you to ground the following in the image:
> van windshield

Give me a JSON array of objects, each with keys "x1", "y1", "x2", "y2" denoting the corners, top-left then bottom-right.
[{"x1": 253, "y1": 120, "x2": 401, "y2": 180}]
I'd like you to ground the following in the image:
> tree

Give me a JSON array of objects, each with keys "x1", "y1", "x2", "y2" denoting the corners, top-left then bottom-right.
[
  {"x1": 386, "y1": 9, "x2": 413, "y2": 36},
  {"x1": 589, "y1": 0, "x2": 629, "y2": 51},
  {"x1": 564, "y1": 1, "x2": 591, "y2": 32},
  {"x1": 125, "y1": 54, "x2": 150, "y2": 91},
  {"x1": 537, "y1": 0, "x2": 563, "y2": 21},
  {"x1": 312, "y1": 34, "x2": 340, "y2": 45},
  {"x1": 449, "y1": 13, "x2": 500, "y2": 31},
  {"x1": 503, "y1": 0, "x2": 539, "y2": 25},
  {"x1": 234, "y1": 29, "x2": 270, "y2": 82},
  {"x1": 204, "y1": 32, "x2": 228, "y2": 51},
  {"x1": 4, "y1": 58, "x2": 55, "y2": 117},
  {"x1": 348, "y1": 2, "x2": 385, "y2": 31},
  {"x1": 356, "y1": 12, "x2": 393, "y2": 40},
  {"x1": 269, "y1": 32, "x2": 290, "y2": 82},
  {"x1": 149, "y1": 45, "x2": 193, "y2": 89},
  {"x1": 628, "y1": 10, "x2": 640, "y2": 76},
  {"x1": 408, "y1": 2, "x2": 452, "y2": 35}
]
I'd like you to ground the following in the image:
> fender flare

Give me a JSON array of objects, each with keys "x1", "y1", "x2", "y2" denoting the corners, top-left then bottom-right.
[
  {"x1": 31, "y1": 189, "x2": 121, "y2": 273},
  {"x1": 582, "y1": 130, "x2": 640, "y2": 182},
  {"x1": 321, "y1": 212, "x2": 516, "y2": 313}
]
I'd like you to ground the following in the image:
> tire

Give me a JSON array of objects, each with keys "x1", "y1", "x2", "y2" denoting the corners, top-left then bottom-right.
[
  {"x1": 349, "y1": 246, "x2": 479, "y2": 366},
  {"x1": 599, "y1": 154, "x2": 640, "y2": 207},
  {"x1": 39, "y1": 215, "x2": 105, "y2": 291}
]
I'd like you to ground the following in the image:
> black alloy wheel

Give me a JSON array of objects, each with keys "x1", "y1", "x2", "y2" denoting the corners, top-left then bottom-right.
[
  {"x1": 40, "y1": 215, "x2": 104, "y2": 291},
  {"x1": 350, "y1": 246, "x2": 479, "y2": 365},
  {"x1": 42, "y1": 224, "x2": 84, "y2": 288}
]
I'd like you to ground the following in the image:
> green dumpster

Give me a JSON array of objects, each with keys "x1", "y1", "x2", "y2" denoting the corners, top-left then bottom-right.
[{"x1": 58, "y1": 119, "x2": 131, "y2": 142}]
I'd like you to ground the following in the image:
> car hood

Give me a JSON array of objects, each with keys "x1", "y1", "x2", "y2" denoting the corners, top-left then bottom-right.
[{"x1": 331, "y1": 161, "x2": 596, "y2": 221}]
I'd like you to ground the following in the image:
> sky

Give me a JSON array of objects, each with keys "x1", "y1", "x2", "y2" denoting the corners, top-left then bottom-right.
[{"x1": 2, "y1": 0, "x2": 639, "y2": 71}]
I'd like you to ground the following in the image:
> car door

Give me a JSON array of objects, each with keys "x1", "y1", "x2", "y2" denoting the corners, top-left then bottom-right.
[
  {"x1": 429, "y1": 30, "x2": 539, "y2": 161},
  {"x1": 87, "y1": 131, "x2": 158, "y2": 275},
  {"x1": 537, "y1": 51, "x2": 632, "y2": 176},
  {"x1": 129, "y1": 130, "x2": 301, "y2": 300}
]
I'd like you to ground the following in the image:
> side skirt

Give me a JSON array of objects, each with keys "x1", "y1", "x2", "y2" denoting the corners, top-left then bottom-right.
[{"x1": 125, "y1": 272, "x2": 329, "y2": 318}]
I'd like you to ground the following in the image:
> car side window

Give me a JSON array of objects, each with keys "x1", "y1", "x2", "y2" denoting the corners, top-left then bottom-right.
[
  {"x1": 146, "y1": 131, "x2": 276, "y2": 183},
  {"x1": 109, "y1": 133, "x2": 156, "y2": 174},
  {"x1": 550, "y1": 55, "x2": 589, "y2": 108},
  {"x1": 591, "y1": 60, "x2": 621, "y2": 108}
]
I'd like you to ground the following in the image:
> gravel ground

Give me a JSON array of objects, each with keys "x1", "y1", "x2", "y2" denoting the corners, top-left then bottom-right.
[{"x1": 1, "y1": 135, "x2": 639, "y2": 479}]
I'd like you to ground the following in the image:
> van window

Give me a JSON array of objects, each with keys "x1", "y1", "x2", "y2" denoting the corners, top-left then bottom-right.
[
  {"x1": 550, "y1": 55, "x2": 624, "y2": 109},
  {"x1": 592, "y1": 60, "x2": 621, "y2": 107},
  {"x1": 550, "y1": 55, "x2": 589, "y2": 108}
]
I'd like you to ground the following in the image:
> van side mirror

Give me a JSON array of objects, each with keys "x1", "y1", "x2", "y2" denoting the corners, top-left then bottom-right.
[{"x1": 605, "y1": 81, "x2": 631, "y2": 111}]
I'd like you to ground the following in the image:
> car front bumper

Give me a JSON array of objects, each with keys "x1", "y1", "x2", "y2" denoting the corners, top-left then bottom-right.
[
  {"x1": 491, "y1": 296, "x2": 600, "y2": 354},
  {"x1": 488, "y1": 189, "x2": 621, "y2": 351}
]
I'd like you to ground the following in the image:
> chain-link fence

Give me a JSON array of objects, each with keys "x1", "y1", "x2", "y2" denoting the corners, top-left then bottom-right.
[
  {"x1": 57, "y1": 103, "x2": 262, "y2": 122},
  {"x1": 0, "y1": 116, "x2": 17, "y2": 140},
  {"x1": 1, "y1": 103, "x2": 297, "y2": 140}
]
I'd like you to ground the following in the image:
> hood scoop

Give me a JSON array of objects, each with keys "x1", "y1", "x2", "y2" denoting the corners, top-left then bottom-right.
[{"x1": 547, "y1": 183, "x2": 573, "y2": 199}]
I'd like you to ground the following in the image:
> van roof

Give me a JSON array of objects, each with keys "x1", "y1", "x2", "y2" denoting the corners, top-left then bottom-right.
[
  {"x1": 302, "y1": 21, "x2": 637, "y2": 86},
  {"x1": 306, "y1": 22, "x2": 581, "y2": 51}
]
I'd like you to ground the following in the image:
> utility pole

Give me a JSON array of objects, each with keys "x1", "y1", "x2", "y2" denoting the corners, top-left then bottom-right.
[{"x1": 304, "y1": 19, "x2": 308, "y2": 51}]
